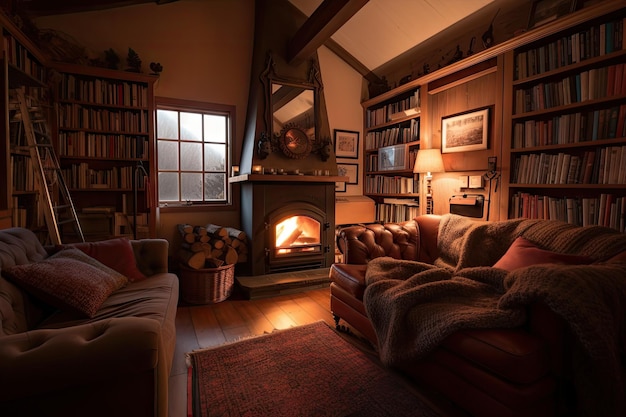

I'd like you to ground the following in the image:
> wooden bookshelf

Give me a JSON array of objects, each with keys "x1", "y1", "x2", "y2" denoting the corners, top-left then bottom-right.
[
  {"x1": 51, "y1": 62, "x2": 158, "y2": 240},
  {"x1": 362, "y1": 87, "x2": 421, "y2": 222},
  {"x1": 503, "y1": 3, "x2": 626, "y2": 231}
]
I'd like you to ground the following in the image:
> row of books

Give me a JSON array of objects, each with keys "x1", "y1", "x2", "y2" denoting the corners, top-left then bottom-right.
[
  {"x1": 59, "y1": 133, "x2": 149, "y2": 159},
  {"x1": 376, "y1": 199, "x2": 420, "y2": 223},
  {"x1": 58, "y1": 104, "x2": 149, "y2": 133},
  {"x1": 512, "y1": 104, "x2": 626, "y2": 148},
  {"x1": 62, "y1": 162, "x2": 147, "y2": 189},
  {"x1": 515, "y1": 17, "x2": 625, "y2": 79},
  {"x1": 59, "y1": 74, "x2": 149, "y2": 108},
  {"x1": 365, "y1": 119, "x2": 419, "y2": 150},
  {"x1": 514, "y1": 63, "x2": 626, "y2": 114},
  {"x1": 10, "y1": 155, "x2": 36, "y2": 192},
  {"x1": 365, "y1": 89, "x2": 420, "y2": 127},
  {"x1": 366, "y1": 148, "x2": 418, "y2": 172},
  {"x1": 510, "y1": 193, "x2": 626, "y2": 232},
  {"x1": 11, "y1": 196, "x2": 37, "y2": 229},
  {"x1": 365, "y1": 175, "x2": 418, "y2": 194},
  {"x1": 512, "y1": 146, "x2": 626, "y2": 185},
  {"x1": 3, "y1": 35, "x2": 46, "y2": 82}
]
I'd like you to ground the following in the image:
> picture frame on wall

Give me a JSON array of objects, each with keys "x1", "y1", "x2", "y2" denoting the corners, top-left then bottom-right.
[
  {"x1": 441, "y1": 108, "x2": 489, "y2": 154},
  {"x1": 334, "y1": 129, "x2": 359, "y2": 159},
  {"x1": 335, "y1": 181, "x2": 346, "y2": 192},
  {"x1": 337, "y1": 162, "x2": 358, "y2": 184},
  {"x1": 527, "y1": 0, "x2": 578, "y2": 29}
]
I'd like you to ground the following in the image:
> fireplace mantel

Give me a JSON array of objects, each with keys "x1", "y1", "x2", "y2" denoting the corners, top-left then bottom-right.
[{"x1": 229, "y1": 174, "x2": 348, "y2": 184}]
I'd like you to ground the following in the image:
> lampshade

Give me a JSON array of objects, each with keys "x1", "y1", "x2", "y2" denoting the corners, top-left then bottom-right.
[{"x1": 413, "y1": 148, "x2": 444, "y2": 174}]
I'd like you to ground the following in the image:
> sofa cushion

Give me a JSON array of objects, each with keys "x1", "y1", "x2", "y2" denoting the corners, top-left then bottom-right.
[
  {"x1": 493, "y1": 237, "x2": 594, "y2": 271},
  {"x1": 3, "y1": 248, "x2": 128, "y2": 318},
  {"x1": 58, "y1": 238, "x2": 147, "y2": 282},
  {"x1": 329, "y1": 263, "x2": 367, "y2": 301}
]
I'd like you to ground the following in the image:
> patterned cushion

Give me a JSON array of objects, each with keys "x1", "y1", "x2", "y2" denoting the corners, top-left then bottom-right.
[
  {"x1": 493, "y1": 236, "x2": 594, "y2": 271},
  {"x1": 3, "y1": 248, "x2": 128, "y2": 317},
  {"x1": 58, "y1": 237, "x2": 146, "y2": 282}
]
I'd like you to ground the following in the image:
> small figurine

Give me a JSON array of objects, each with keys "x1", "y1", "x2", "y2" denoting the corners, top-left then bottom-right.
[
  {"x1": 257, "y1": 132, "x2": 272, "y2": 159},
  {"x1": 149, "y1": 62, "x2": 163, "y2": 75}
]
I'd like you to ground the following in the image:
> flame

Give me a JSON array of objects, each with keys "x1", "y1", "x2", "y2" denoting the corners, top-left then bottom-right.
[{"x1": 275, "y1": 215, "x2": 320, "y2": 254}]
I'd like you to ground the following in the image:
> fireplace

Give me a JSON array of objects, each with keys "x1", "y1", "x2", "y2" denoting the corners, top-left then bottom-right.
[{"x1": 235, "y1": 177, "x2": 337, "y2": 276}]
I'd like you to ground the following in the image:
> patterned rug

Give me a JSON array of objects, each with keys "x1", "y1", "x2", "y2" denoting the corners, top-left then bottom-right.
[{"x1": 187, "y1": 320, "x2": 442, "y2": 417}]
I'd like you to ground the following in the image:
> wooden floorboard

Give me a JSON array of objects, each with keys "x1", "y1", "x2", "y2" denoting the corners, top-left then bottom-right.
[{"x1": 168, "y1": 287, "x2": 335, "y2": 417}]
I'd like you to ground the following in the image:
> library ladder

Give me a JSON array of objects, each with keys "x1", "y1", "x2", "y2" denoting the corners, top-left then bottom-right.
[{"x1": 12, "y1": 88, "x2": 84, "y2": 244}]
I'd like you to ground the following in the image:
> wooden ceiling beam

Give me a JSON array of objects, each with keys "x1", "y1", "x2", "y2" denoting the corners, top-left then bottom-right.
[{"x1": 287, "y1": 0, "x2": 368, "y2": 66}]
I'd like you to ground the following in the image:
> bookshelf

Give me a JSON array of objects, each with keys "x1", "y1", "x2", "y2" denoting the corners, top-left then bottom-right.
[
  {"x1": 52, "y1": 62, "x2": 157, "y2": 240},
  {"x1": 362, "y1": 87, "x2": 421, "y2": 222},
  {"x1": 0, "y1": 12, "x2": 49, "y2": 231},
  {"x1": 505, "y1": 5, "x2": 626, "y2": 231}
]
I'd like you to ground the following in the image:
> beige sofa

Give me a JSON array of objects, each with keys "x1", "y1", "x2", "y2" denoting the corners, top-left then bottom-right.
[{"x1": 0, "y1": 227, "x2": 179, "y2": 417}]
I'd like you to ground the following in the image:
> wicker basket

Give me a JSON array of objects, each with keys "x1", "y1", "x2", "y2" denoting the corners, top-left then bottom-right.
[{"x1": 179, "y1": 263, "x2": 235, "y2": 304}]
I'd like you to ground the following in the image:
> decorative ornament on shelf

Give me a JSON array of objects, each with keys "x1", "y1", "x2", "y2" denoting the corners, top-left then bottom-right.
[
  {"x1": 482, "y1": 8, "x2": 500, "y2": 49},
  {"x1": 149, "y1": 62, "x2": 163, "y2": 75},
  {"x1": 257, "y1": 132, "x2": 272, "y2": 160},
  {"x1": 104, "y1": 48, "x2": 120, "y2": 70},
  {"x1": 318, "y1": 136, "x2": 332, "y2": 161},
  {"x1": 126, "y1": 48, "x2": 142, "y2": 73}
]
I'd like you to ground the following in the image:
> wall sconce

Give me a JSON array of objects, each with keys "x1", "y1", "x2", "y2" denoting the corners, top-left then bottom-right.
[{"x1": 413, "y1": 148, "x2": 444, "y2": 213}]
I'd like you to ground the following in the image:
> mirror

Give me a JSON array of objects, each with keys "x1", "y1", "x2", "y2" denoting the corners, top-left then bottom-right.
[
  {"x1": 259, "y1": 53, "x2": 322, "y2": 160},
  {"x1": 271, "y1": 83, "x2": 315, "y2": 141}
]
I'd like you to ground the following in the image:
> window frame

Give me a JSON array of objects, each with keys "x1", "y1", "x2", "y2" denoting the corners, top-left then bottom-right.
[{"x1": 155, "y1": 97, "x2": 235, "y2": 210}]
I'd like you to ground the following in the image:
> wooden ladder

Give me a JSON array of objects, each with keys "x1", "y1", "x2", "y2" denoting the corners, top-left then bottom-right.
[{"x1": 12, "y1": 88, "x2": 84, "y2": 244}]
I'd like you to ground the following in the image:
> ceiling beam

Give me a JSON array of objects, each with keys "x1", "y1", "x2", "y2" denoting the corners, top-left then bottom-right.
[{"x1": 287, "y1": 0, "x2": 369, "y2": 66}]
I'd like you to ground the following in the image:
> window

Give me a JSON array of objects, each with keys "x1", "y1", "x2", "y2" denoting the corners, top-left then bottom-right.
[{"x1": 156, "y1": 98, "x2": 234, "y2": 206}]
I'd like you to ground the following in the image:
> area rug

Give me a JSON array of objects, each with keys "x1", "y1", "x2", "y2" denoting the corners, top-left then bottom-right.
[{"x1": 186, "y1": 320, "x2": 441, "y2": 417}]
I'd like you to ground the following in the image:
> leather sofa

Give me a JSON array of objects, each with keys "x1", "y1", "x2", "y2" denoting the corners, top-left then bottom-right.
[
  {"x1": 0, "y1": 227, "x2": 179, "y2": 417},
  {"x1": 330, "y1": 214, "x2": 626, "y2": 417}
]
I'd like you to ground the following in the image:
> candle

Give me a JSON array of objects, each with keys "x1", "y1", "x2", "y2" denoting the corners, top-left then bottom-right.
[
  {"x1": 252, "y1": 165, "x2": 262, "y2": 174},
  {"x1": 231, "y1": 165, "x2": 239, "y2": 176}
]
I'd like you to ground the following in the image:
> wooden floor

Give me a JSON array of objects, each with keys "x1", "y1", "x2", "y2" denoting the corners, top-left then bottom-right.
[{"x1": 167, "y1": 287, "x2": 342, "y2": 417}]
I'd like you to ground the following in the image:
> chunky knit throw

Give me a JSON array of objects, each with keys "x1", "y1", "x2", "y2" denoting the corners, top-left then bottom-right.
[{"x1": 364, "y1": 214, "x2": 626, "y2": 417}]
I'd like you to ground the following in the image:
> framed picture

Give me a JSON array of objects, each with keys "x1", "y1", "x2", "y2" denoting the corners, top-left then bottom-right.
[
  {"x1": 527, "y1": 0, "x2": 578, "y2": 29},
  {"x1": 441, "y1": 108, "x2": 489, "y2": 154},
  {"x1": 334, "y1": 129, "x2": 359, "y2": 159},
  {"x1": 337, "y1": 162, "x2": 358, "y2": 184},
  {"x1": 377, "y1": 144, "x2": 407, "y2": 171},
  {"x1": 335, "y1": 181, "x2": 346, "y2": 192}
]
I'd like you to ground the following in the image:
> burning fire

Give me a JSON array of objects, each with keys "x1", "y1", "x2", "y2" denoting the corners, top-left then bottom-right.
[{"x1": 275, "y1": 215, "x2": 320, "y2": 254}]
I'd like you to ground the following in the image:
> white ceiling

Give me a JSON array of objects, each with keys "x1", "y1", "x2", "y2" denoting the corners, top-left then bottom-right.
[{"x1": 288, "y1": 0, "x2": 494, "y2": 71}]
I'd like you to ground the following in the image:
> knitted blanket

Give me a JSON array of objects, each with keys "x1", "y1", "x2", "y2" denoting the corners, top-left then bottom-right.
[{"x1": 364, "y1": 214, "x2": 626, "y2": 417}]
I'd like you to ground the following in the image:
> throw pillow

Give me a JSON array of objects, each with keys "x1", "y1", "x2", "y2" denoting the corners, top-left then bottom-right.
[
  {"x1": 58, "y1": 237, "x2": 146, "y2": 282},
  {"x1": 493, "y1": 236, "x2": 594, "y2": 272},
  {"x1": 3, "y1": 248, "x2": 128, "y2": 317}
]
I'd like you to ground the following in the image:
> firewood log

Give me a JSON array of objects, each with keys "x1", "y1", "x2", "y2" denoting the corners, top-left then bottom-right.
[
  {"x1": 177, "y1": 224, "x2": 196, "y2": 243},
  {"x1": 225, "y1": 227, "x2": 246, "y2": 241},
  {"x1": 206, "y1": 224, "x2": 228, "y2": 238},
  {"x1": 205, "y1": 257, "x2": 225, "y2": 268},
  {"x1": 178, "y1": 249, "x2": 206, "y2": 269},
  {"x1": 221, "y1": 245, "x2": 239, "y2": 265}
]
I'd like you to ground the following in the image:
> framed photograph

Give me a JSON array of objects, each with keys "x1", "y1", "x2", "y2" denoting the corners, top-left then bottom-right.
[
  {"x1": 377, "y1": 144, "x2": 407, "y2": 171},
  {"x1": 441, "y1": 108, "x2": 489, "y2": 154},
  {"x1": 334, "y1": 129, "x2": 359, "y2": 159},
  {"x1": 335, "y1": 181, "x2": 346, "y2": 192},
  {"x1": 337, "y1": 162, "x2": 358, "y2": 184},
  {"x1": 527, "y1": 0, "x2": 578, "y2": 29}
]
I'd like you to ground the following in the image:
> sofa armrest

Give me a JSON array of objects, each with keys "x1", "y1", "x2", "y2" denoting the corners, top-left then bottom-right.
[
  {"x1": 0, "y1": 317, "x2": 161, "y2": 401},
  {"x1": 131, "y1": 238, "x2": 169, "y2": 276},
  {"x1": 337, "y1": 220, "x2": 420, "y2": 264}
]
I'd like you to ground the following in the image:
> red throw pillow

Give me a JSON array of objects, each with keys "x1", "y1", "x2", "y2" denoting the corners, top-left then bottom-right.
[
  {"x1": 493, "y1": 237, "x2": 594, "y2": 272},
  {"x1": 59, "y1": 238, "x2": 146, "y2": 282},
  {"x1": 3, "y1": 248, "x2": 128, "y2": 317}
]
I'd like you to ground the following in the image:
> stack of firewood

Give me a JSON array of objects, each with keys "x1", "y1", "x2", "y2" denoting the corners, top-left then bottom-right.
[{"x1": 177, "y1": 223, "x2": 248, "y2": 269}]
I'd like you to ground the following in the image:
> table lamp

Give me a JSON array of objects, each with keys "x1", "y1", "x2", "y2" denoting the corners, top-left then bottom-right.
[{"x1": 413, "y1": 148, "x2": 444, "y2": 212}]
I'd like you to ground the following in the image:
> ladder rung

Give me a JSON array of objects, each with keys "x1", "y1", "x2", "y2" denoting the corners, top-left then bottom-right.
[{"x1": 57, "y1": 218, "x2": 78, "y2": 226}]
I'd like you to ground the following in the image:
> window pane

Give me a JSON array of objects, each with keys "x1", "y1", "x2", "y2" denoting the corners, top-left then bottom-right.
[
  {"x1": 158, "y1": 140, "x2": 178, "y2": 170},
  {"x1": 204, "y1": 114, "x2": 226, "y2": 143},
  {"x1": 204, "y1": 143, "x2": 225, "y2": 171},
  {"x1": 156, "y1": 110, "x2": 178, "y2": 139},
  {"x1": 180, "y1": 112, "x2": 202, "y2": 141},
  {"x1": 158, "y1": 172, "x2": 179, "y2": 201},
  {"x1": 204, "y1": 173, "x2": 225, "y2": 200},
  {"x1": 181, "y1": 173, "x2": 203, "y2": 201},
  {"x1": 181, "y1": 142, "x2": 202, "y2": 171}
]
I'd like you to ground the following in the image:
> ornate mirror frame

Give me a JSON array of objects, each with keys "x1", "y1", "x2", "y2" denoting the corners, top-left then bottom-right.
[{"x1": 258, "y1": 52, "x2": 323, "y2": 160}]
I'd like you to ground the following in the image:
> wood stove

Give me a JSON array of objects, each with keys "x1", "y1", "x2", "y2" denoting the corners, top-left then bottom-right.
[{"x1": 234, "y1": 175, "x2": 339, "y2": 276}]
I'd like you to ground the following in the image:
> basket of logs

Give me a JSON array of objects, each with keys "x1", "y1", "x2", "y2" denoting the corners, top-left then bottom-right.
[{"x1": 176, "y1": 223, "x2": 248, "y2": 304}]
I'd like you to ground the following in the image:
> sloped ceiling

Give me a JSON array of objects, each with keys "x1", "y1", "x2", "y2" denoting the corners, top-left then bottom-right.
[
  {"x1": 288, "y1": 0, "x2": 494, "y2": 72},
  {"x1": 16, "y1": 0, "x2": 494, "y2": 73}
]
